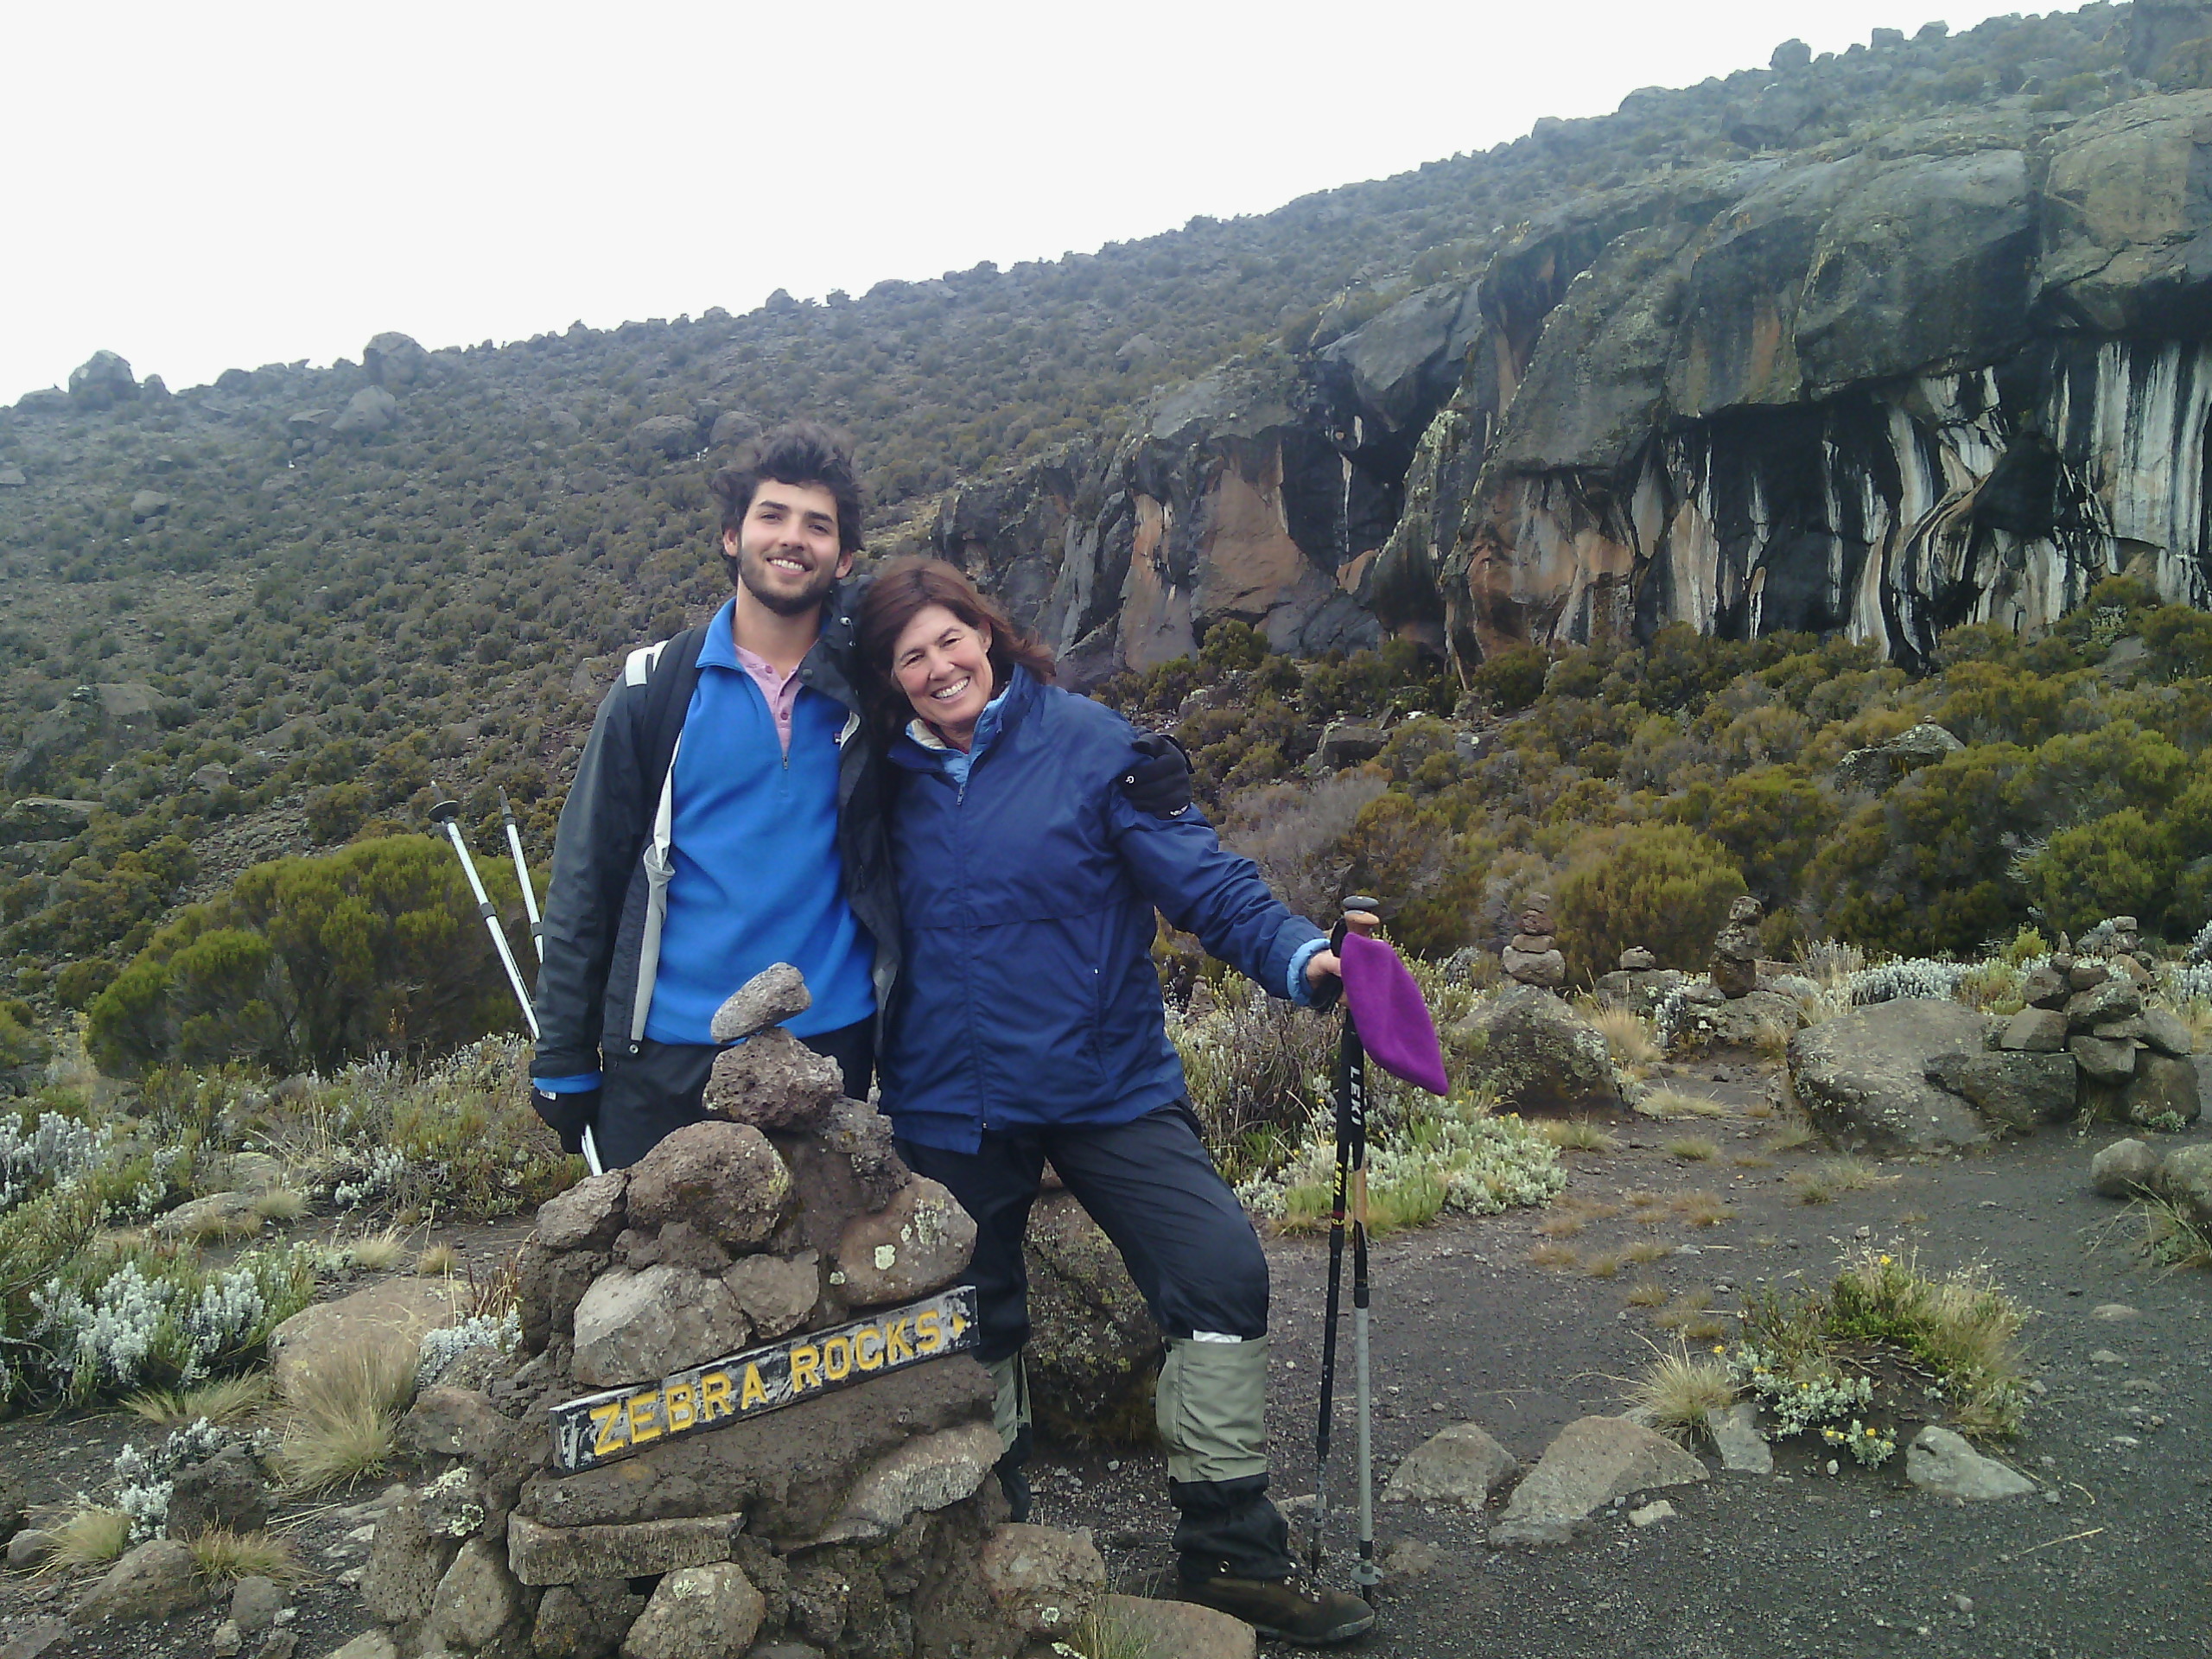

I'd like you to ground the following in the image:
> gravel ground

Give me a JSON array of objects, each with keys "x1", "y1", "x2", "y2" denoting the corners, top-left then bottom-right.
[{"x1": 0, "y1": 1081, "x2": 2204, "y2": 1659}]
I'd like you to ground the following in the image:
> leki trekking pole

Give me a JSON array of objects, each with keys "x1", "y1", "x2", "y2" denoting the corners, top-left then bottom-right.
[
  {"x1": 499, "y1": 789, "x2": 544, "y2": 967},
  {"x1": 1312, "y1": 895, "x2": 1382, "y2": 1602},
  {"x1": 430, "y1": 794, "x2": 603, "y2": 1176}
]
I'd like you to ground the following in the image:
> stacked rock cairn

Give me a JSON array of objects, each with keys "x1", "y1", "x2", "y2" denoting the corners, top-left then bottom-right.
[
  {"x1": 1708, "y1": 895, "x2": 1763, "y2": 999},
  {"x1": 1502, "y1": 893, "x2": 1566, "y2": 988},
  {"x1": 1995, "y1": 929, "x2": 2200, "y2": 1128},
  {"x1": 352, "y1": 965, "x2": 1107, "y2": 1659}
]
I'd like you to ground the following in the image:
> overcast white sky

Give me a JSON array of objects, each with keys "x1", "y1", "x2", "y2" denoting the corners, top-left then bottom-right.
[{"x1": 2, "y1": 1, "x2": 2039, "y2": 406}]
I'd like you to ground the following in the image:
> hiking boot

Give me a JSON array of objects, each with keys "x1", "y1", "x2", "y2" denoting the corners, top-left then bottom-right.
[{"x1": 1178, "y1": 1574, "x2": 1375, "y2": 1645}]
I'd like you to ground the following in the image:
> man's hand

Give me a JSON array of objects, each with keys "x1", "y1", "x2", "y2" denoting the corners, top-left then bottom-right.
[
  {"x1": 531, "y1": 1086, "x2": 601, "y2": 1157},
  {"x1": 1120, "y1": 732, "x2": 1193, "y2": 817}
]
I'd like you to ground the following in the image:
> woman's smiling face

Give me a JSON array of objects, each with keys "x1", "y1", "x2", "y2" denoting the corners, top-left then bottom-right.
[{"x1": 891, "y1": 602, "x2": 995, "y2": 750}]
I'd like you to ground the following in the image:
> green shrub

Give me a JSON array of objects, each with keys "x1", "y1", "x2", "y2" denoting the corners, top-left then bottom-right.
[
  {"x1": 87, "y1": 836, "x2": 527, "y2": 1076},
  {"x1": 1554, "y1": 823, "x2": 1746, "y2": 982},
  {"x1": 1468, "y1": 644, "x2": 1548, "y2": 713}
]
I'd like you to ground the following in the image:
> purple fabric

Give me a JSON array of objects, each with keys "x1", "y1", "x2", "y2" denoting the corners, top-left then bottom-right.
[{"x1": 1339, "y1": 933, "x2": 1449, "y2": 1096}]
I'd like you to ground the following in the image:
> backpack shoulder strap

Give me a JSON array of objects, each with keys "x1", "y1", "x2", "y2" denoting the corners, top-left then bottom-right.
[{"x1": 631, "y1": 622, "x2": 711, "y2": 798}]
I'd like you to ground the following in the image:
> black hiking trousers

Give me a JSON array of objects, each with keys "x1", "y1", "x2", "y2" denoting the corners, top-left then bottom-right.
[{"x1": 895, "y1": 1103, "x2": 1292, "y2": 1581}]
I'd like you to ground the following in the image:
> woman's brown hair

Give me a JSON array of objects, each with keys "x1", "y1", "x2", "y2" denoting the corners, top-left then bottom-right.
[{"x1": 856, "y1": 557, "x2": 1056, "y2": 734}]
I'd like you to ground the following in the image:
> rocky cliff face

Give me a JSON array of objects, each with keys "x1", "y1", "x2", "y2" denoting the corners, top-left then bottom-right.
[{"x1": 939, "y1": 10, "x2": 2212, "y2": 679}]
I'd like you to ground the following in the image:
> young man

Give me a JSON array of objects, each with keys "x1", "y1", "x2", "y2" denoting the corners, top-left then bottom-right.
[{"x1": 529, "y1": 423, "x2": 895, "y2": 1167}]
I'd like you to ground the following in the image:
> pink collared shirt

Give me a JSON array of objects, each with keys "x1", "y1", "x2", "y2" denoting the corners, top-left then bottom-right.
[{"x1": 732, "y1": 644, "x2": 804, "y2": 755}]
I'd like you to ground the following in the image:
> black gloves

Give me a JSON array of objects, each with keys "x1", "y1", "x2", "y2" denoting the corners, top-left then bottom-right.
[
  {"x1": 1121, "y1": 731, "x2": 1194, "y2": 817},
  {"x1": 530, "y1": 1086, "x2": 600, "y2": 1157}
]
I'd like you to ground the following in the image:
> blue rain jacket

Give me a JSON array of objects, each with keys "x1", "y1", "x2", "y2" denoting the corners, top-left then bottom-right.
[{"x1": 879, "y1": 668, "x2": 1325, "y2": 1152}]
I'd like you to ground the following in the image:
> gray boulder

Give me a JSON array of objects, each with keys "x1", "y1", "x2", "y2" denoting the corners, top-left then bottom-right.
[
  {"x1": 2155, "y1": 1143, "x2": 2212, "y2": 1228},
  {"x1": 832, "y1": 1177, "x2": 976, "y2": 1306},
  {"x1": 1317, "y1": 281, "x2": 1482, "y2": 437},
  {"x1": 1904, "y1": 1426, "x2": 2036, "y2": 1500},
  {"x1": 2040, "y1": 92, "x2": 2212, "y2": 333},
  {"x1": 2140, "y1": 1007, "x2": 2196, "y2": 1058},
  {"x1": 1668, "y1": 987, "x2": 1805, "y2": 1052},
  {"x1": 2090, "y1": 1138, "x2": 2162, "y2": 1198},
  {"x1": 1490, "y1": 1416, "x2": 1707, "y2": 1546},
  {"x1": 1834, "y1": 722, "x2": 1964, "y2": 792},
  {"x1": 1450, "y1": 984, "x2": 1623, "y2": 1115},
  {"x1": 1787, "y1": 998, "x2": 1992, "y2": 1154},
  {"x1": 1999, "y1": 1007, "x2": 2069, "y2": 1052},
  {"x1": 570, "y1": 1263, "x2": 750, "y2": 1388},
  {"x1": 67, "y1": 350, "x2": 137, "y2": 409},
  {"x1": 68, "y1": 1538, "x2": 207, "y2": 1625},
  {"x1": 164, "y1": 1445, "x2": 269, "y2": 1539},
  {"x1": 629, "y1": 415, "x2": 699, "y2": 460},
  {"x1": 363, "y1": 332, "x2": 430, "y2": 387},
  {"x1": 333, "y1": 385, "x2": 400, "y2": 435},
  {"x1": 1924, "y1": 1051, "x2": 2077, "y2": 1132},
  {"x1": 128, "y1": 489, "x2": 171, "y2": 520},
  {"x1": 1383, "y1": 1422, "x2": 1518, "y2": 1505},
  {"x1": 534, "y1": 1170, "x2": 627, "y2": 1252},
  {"x1": 2096, "y1": 1052, "x2": 2203, "y2": 1128}
]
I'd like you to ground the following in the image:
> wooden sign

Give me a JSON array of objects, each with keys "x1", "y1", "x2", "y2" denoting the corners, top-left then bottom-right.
[{"x1": 548, "y1": 1285, "x2": 980, "y2": 1473}]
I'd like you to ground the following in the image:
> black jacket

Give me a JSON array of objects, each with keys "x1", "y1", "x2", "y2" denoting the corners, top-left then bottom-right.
[{"x1": 530, "y1": 580, "x2": 898, "y2": 1081}]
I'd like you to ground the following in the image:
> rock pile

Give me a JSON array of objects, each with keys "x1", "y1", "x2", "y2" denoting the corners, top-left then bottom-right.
[
  {"x1": 349, "y1": 965, "x2": 1106, "y2": 1659},
  {"x1": 1974, "y1": 949, "x2": 2199, "y2": 1130},
  {"x1": 1501, "y1": 893, "x2": 1566, "y2": 989},
  {"x1": 1708, "y1": 896, "x2": 1763, "y2": 999}
]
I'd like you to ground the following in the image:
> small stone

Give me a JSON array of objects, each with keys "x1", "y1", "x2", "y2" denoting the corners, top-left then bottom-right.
[
  {"x1": 708, "y1": 963, "x2": 811, "y2": 1043},
  {"x1": 7, "y1": 1529, "x2": 55, "y2": 1569},
  {"x1": 506, "y1": 1513, "x2": 744, "y2": 1586},
  {"x1": 229, "y1": 1575, "x2": 286, "y2": 1636},
  {"x1": 978, "y1": 1522, "x2": 1106, "y2": 1637},
  {"x1": 623, "y1": 1121, "x2": 792, "y2": 1251},
  {"x1": 1491, "y1": 1417, "x2": 1707, "y2": 1547},
  {"x1": 1619, "y1": 947, "x2": 1656, "y2": 971},
  {"x1": 400, "y1": 1386, "x2": 518, "y2": 1465},
  {"x1": 833, "y1": 1178, "x2": 977, "y2": 1306},
  {"x1": 1379, "y1": 1538, "x2": 1442, "y2": 1580},
  {"x1": 700, "y1": 1027, "x2": 847, "y2": 1130},
  {"x1": 321, "y1": 1637, "x2": 399, "y2": 1659},
  {"x1": 426, "y1": 1538, "x2": 522, "y2": 1649},
  {"x1": 1707, "y1": 1402, "x2": 1773, "y2": 1475},
  {"x1": 2068, "y1": 960, "x2": 2111, "y2": 992},
  {"x1": 1098, "y1": 1594, "x2": 1257, "y2": 1659},
  {"x1": 149, "y1": 1191, "x2": 264, "y2": 1242},
  {"x1": 1627, "y1": 1500, "x2": 1675, "y2": 1528},
  {"x1": 2139, "y1": 1007, "x2": 2195, "y2": 1058},
  {"x1": 166, "y1": 1444, "x2": 270, "y2": 1538},
  {"x1": 1382, "y1": 1422, "x2": 1518, "y2": 1505},
  {"x1": 2069, "y1": 1034, "x2": 2137, "y2": 1084},
  {"x1": 818, "y1": 1421, "x2": 1001, "y2": 1542},
  {"x1": 570, "y1": 1263, "x2": 752, "y2": 1388},
  {"x1": 2089, "y1": 1139, "x2": 2160, "y2": 1198},
  {"x1": 251, "y1": 1633, "x2": 298, "y2": 1659},
  {"x1": 1904, "y1": 1427, "x2": 2036, "y2": 1500},
  {"x1": 210, "y1": 1618, "x2": 244, "y2": 1656},
  {"x1": 2091, "y1": 1303, "x2": 2139, "y2": 1321},
  {"x1": 618, "y1": 1560, "x2": 766, "y2": 1659},
  {"x1": 721, "y1": 1250, "x2": 820, "y2": 1340},
  {"x1": 2088, "y1": 1349, "x2": 2126, "y2": 1365},
  {"x1": 535, "y1": 1170, "x2": 628, "y2": 1252},
  {"x1": 1999, "y1": 1007, "x2": 2068, "y2": 1053},
  {"x1": 67, "y1": 1538, "x2": 208, "y2": 1625}
]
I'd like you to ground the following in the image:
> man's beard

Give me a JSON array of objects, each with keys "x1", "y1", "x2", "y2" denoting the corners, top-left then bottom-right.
[{"x1": 728, "y1": 547, "x2": 838, "y2": 617}]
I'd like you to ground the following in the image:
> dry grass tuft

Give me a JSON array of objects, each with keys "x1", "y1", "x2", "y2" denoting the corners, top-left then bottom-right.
[
  {"x1": 44, "y1": 1508, "x2": 131, "y2": 1573},
  {"x1": 275, "y1": 1338, "x2": 416, "y2": 1492},
  {"x1": 1672, "y1": 1191, "x2": 1734, "y2": 1228},
  {"x1": 345, "y1": 1228, "x2": 409, "y2": 1271},
  {"x1": 1537, "y1": 1118, "x2": 1623, "y2": 1153},
  {"x1": 1535, "y1": 1213, "x2": 1585, "y2": 1238},
  {"x1": 1637, "y1": 1089, "x2": 1732, "y2": 1120},
  {"x1": 1743, "y1": 1099, "x2": 1776, "y2": 1121},
  {"x1": 1625, "y1": 1342, "x2": 1738, "y2": 1440},
  {"x1": 1624, "y1": 1239, "x2": 1672, "y2": 1265},
  {"x1": 1763, "y1": 1120, "x2": 1817, "y2": 1154},
  {"x1": 1624, "y1": 1279, "x2": 1669, "y2": 1307},
  {"x1": 124, "y1": 1372, "x2": 270, "y2": 1428},
  {"x1": 1790, "y1": 1155, "x2": 1880, "y2": 1205},
  {"x1": 1666, "y1": 1135, "x2": 1721, "y2": 1162},
  {"x1": 1069, "y1": 1597, "x2": 1158, "y2": 1659},
  {"x1": 416, "y1": 1243, "x2": 461, "y2": 1276},
  {"x1": 1732, "y1": 1153, "x2": 1775, "y2": 1169},
  {"x1": 1749, "y1": 1017, "x2": 1797, "y2": 1065},
  {"x1": 1583, "y1": 1250, "x2": 1626, "y2": 1279},
  {"x1": 187, "y1": 1528, "x2": 304, "y2": 1586},
  {"x1": 251, "y1": 1188, "x2": 308, "y2": 1223},
  {"x1": 2134, "y1": 1194, "x2": 2212, "y2": 1271},
  {"x1": 1529, "y1": 1242, "x2": 1580, "y2": 1269},
  {"x1": 1681, "y1": 1315, "x2": 1732, "y2": 1343},
  {"x1": 1591, "y1": 1005, "x2": 1661, "y2": 1071}
]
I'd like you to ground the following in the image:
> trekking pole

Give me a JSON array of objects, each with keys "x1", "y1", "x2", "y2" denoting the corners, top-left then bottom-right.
[
  {"x1": 499, "y1": 789, "x2": 544, "y2": 966},
  {"x1": 1311, "y1": 895, "x2": 1382, "y2": 1590},
  {"x1": 430, "y1": 794, "x2": 603, "y2": 1178}
]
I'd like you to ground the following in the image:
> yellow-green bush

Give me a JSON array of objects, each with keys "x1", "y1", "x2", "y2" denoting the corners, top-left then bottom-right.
[{"x1": 1554, "y1": 823, "x2": 1745, "y2": 982}]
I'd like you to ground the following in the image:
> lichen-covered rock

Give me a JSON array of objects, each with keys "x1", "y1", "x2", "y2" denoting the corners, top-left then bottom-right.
[
  {"x1": 1449, "y1": 984, "x2": 1623, "y2": 1115},
  {"x1": 2090, "y1": 1138, "x2": 2161, "y2": 1198},
  {"x1": 1022, "y1": 1190, "x2": 1163, "y2": 1443},
  {"x1": 620, "y1": 1561, "x2": 766, "y2": 1659},
  {"x1": 833, "y1": 1178, "x2": 977, "y2": 1306},
  {"x1": 623, "y1": 1121, "x2": 791, "y2": 1251},
  {"x1": 1667, "y1": 987, "x2": 1805, "y2": 1053},
  {"x1": 426, "y1": 1537, "x2": 524, "y2": 1650},
  {"x1": 1924, "y1": 1051, "x2": 2077, "y2": 1133},
  {"x1": 362, "y1": 1488, "x2": 457, "y2": 1624},
  {"x1": 2155, "y1": 1143, "x2": 2212, "y2": 1228},
  {"x1": 977, "y1": 1522, "x2": 1106, "y2": 1639}
]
